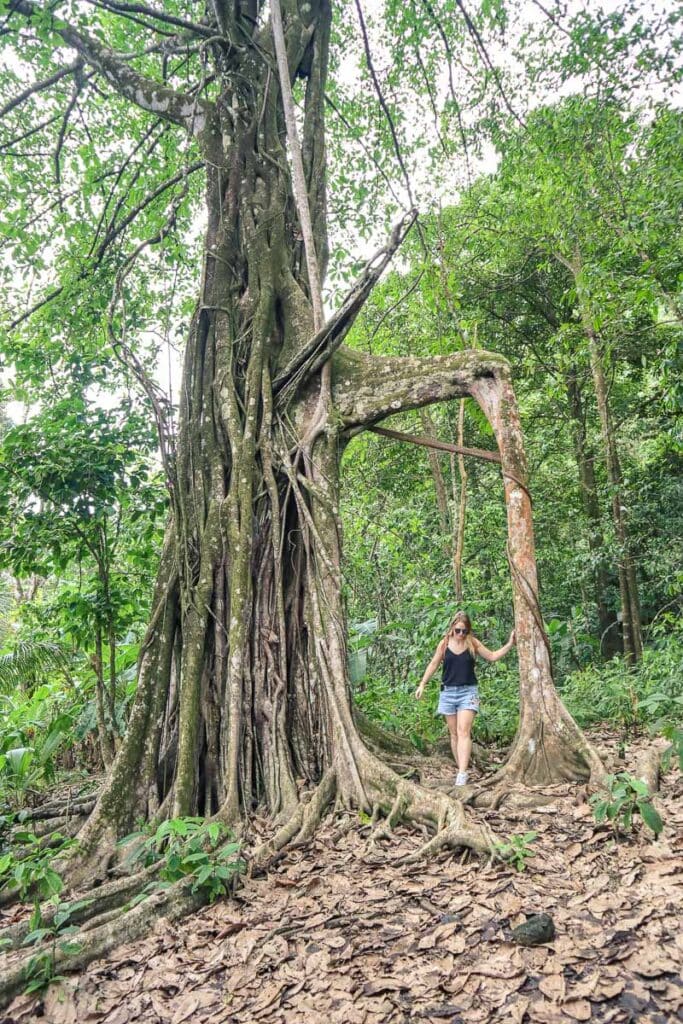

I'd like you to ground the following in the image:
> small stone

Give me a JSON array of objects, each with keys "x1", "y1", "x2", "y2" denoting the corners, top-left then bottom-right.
[{"x1": 512, "y1": 913, "x2": 555, "y2": 946}]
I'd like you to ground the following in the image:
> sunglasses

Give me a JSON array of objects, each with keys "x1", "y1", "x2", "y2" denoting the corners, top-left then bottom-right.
[{"x1": 453, "y1": 627, "x2": 468, "y2": 635}]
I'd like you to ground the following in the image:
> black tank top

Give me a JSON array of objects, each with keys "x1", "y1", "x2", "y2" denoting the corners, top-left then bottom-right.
[{"x1": 442, "y1": 646, "x2": 477, "y2": 688}]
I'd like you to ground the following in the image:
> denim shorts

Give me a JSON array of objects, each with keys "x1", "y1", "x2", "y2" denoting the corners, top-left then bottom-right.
[{"x1": 437, "y1": 685, "x2": 480, "y2": 716}]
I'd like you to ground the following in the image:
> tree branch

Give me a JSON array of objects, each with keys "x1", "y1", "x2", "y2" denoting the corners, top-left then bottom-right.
[
  {"x1": 10, "y1": 1, "x2": 216, "y2": 133},
  {"x1": 92, "y1": 159, "x2": 204, "y2": 263},
  {"x1": 354, "y1": 0, "x2": 417, "y2": 210},
  {"x1": 0, "y1": 112, "x2": 62, "y2": 153},
  {"x1": 324, "y1": 93, "x2": 403, "y2": 208},
  {"x1": 273, "y1": 209, "x2": 417, "y2": 404},
  {"x1": 452, "y1": 0, "x2": 526, "y2": 131},
  {"x1": 368, "y1": 424, "x2": 501, "y2": 464},
  {"x1": 54, "y1": 76, "x2": 83, "y2": 196},
  {"x1": 82, "y1": 0, "x2": 215, "y2": 39},
  {"x1": 0, "y1": 59, "x2": 82, "y2": 119},
  {"x1": 332, "y1": 347, "x2": 510, "y2": 431},
  {"x1": 9, "y1": 160, "x2": 204, "y2": 331}
]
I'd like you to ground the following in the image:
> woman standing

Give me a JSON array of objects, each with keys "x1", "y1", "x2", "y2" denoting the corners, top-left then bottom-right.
[{"x1": 415, "y1": 611, "x2": 515, "y2": 786}]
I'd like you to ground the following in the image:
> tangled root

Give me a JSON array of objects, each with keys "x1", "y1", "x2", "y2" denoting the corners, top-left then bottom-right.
[
  {"x1": 355, "y1": 751, "x2": 494, "y2": 856},
  {"x1": 253, "y1": 769, "x2": 338, "y2": 869},
  {"x1": 253, "y1": 750, "x2": 497, "y2": 873},
  {"x1": 0, "y1": 752, "x2": 498, "y2": 1010}
]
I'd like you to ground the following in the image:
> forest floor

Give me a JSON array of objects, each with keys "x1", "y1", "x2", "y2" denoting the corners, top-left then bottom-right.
[{"x1": 2, "y1": 728, "x2": 682, "y2": 1024}]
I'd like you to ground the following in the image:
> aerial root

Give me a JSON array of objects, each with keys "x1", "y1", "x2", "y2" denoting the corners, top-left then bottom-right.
[{"x1": 467, "y1": 722, "x2": 608, "y2": 803}]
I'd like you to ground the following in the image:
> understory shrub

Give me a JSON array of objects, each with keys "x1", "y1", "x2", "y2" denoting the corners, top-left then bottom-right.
[
  {"x1": 352, "y1": 613, "x2": 682, "y2": 750},
  {"x1": 561, "y1": 613, "x2": 683, "y2": 732}
]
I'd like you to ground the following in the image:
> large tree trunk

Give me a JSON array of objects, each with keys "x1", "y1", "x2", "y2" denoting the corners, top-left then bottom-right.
[
  {"x1": 469, "y1": 372, "x2": 604, "y2": 787},
  {"x1": 0, "y1": 2, "x2": 613, "y2": 1003}
]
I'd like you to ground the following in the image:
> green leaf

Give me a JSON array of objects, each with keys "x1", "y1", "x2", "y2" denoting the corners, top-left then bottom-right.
[
  {"x1": 638, "y1": 800, "x2": 663, "y2": 837},
  {"x1": 58, "y1": 940, "x2": 83, "y2": 955}
]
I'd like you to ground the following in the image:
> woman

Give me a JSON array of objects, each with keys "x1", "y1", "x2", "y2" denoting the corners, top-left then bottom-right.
[{"x1": 415, "y1": 611, "x2": 515, "y2": 786}]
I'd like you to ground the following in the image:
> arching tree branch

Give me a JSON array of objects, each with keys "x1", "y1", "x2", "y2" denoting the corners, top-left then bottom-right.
[{"x1": 332, "y1": 347, "x2": 509, "y2": 431}]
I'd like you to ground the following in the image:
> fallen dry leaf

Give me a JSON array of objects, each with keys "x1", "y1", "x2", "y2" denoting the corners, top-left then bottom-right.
[
  {"x1": 594, "y1": 978, "x2": 625, "y2": 1000},
  {"x1": 538, "y1": 973, "x2": 566, "y2": 1002},
  {"x1": 625, "y1": 951, "x2": 680, "y2": 977},
  {"x1": 561, "y1": 997, "x2": 593, "y2": 1021},
  {"x1": 360, "y1": 976, "x2": 409, "y2": 996},
  {"x1": 2, "y1": 729, "x2": 680, "y2": 1024}
]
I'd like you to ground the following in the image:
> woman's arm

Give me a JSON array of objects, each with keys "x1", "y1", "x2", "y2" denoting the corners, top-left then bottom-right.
[
  {"x1": 415, "y1": 638, "x2": 447, "y2": 699},
  {"x1": 473, "y1": 630, "x2": 516, "y2": 663}
]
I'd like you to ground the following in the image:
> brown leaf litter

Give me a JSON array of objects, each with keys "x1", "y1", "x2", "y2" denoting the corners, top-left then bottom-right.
[{"x1": 2, "y1": 729, "x2": 681, "y2": 1024}]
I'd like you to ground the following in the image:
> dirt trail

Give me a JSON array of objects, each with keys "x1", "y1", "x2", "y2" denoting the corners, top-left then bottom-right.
[{"x1": 3, "y1": 731, "x2": 682, "y2": 1024}]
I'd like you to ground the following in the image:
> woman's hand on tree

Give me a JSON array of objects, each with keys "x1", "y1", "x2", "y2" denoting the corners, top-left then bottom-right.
[{"x1": 509, "y1": 630, "x2": 516, "y2": 646}]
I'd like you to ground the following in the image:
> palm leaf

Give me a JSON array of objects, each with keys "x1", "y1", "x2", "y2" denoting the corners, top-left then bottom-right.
[{"x1": 0, "y1": 641, "x2": 68, "y2": 694}]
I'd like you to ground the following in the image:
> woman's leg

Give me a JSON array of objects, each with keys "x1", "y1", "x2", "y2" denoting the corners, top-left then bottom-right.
[
  {"x1": 456, "y1": 709, "x2": 476, "y2": 773},
  {"x1": 445, "y1": 714, "x2": 458, "y2": 765}
]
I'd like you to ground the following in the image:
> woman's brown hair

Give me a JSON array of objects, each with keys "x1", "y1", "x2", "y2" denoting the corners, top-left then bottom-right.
[{"x1": 445, "y1": 611, "x2": 476, "y2": 656}]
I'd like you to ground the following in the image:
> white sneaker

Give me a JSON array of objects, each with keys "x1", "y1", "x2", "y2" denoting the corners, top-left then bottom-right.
[{"x1": 455, "y1": 771, "x2": 469, "y2": 786}]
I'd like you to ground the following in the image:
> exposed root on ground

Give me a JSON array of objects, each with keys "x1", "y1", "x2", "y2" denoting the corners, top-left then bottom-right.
[
  {"x1": 252, "y1": 770, "x2": 338, "y2": 869},
  {"x1": 634, "y1": 739, "x2": 669, "y2": 796},
  {"x1": 467, "y1": 719, "x2": 608, "y2": 809},
  {"x1": 0, "y1": 875, "x2": 204, "y2": 1009},
  {"x1": 0, "y1": 865, "x2": 160, "y2": 952},
  {"x1": 30, "y1": 814, "x2": 88, "y2": 839},
  {"x1": 0, "y1": 748, "x2": 498, "y2": 1010},
  {"x1": 361, "y1": 768, "x2": 494, "y2": 862},
  {"x1": 8, "y1": 730, "x2": 631, "y2": 1007},
  {"x1": 253, "y1": 750, "x2": 496, "y2": 873},
  {"x1": 18, "y1": 795, "x2": 97, "y2": 823}
]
